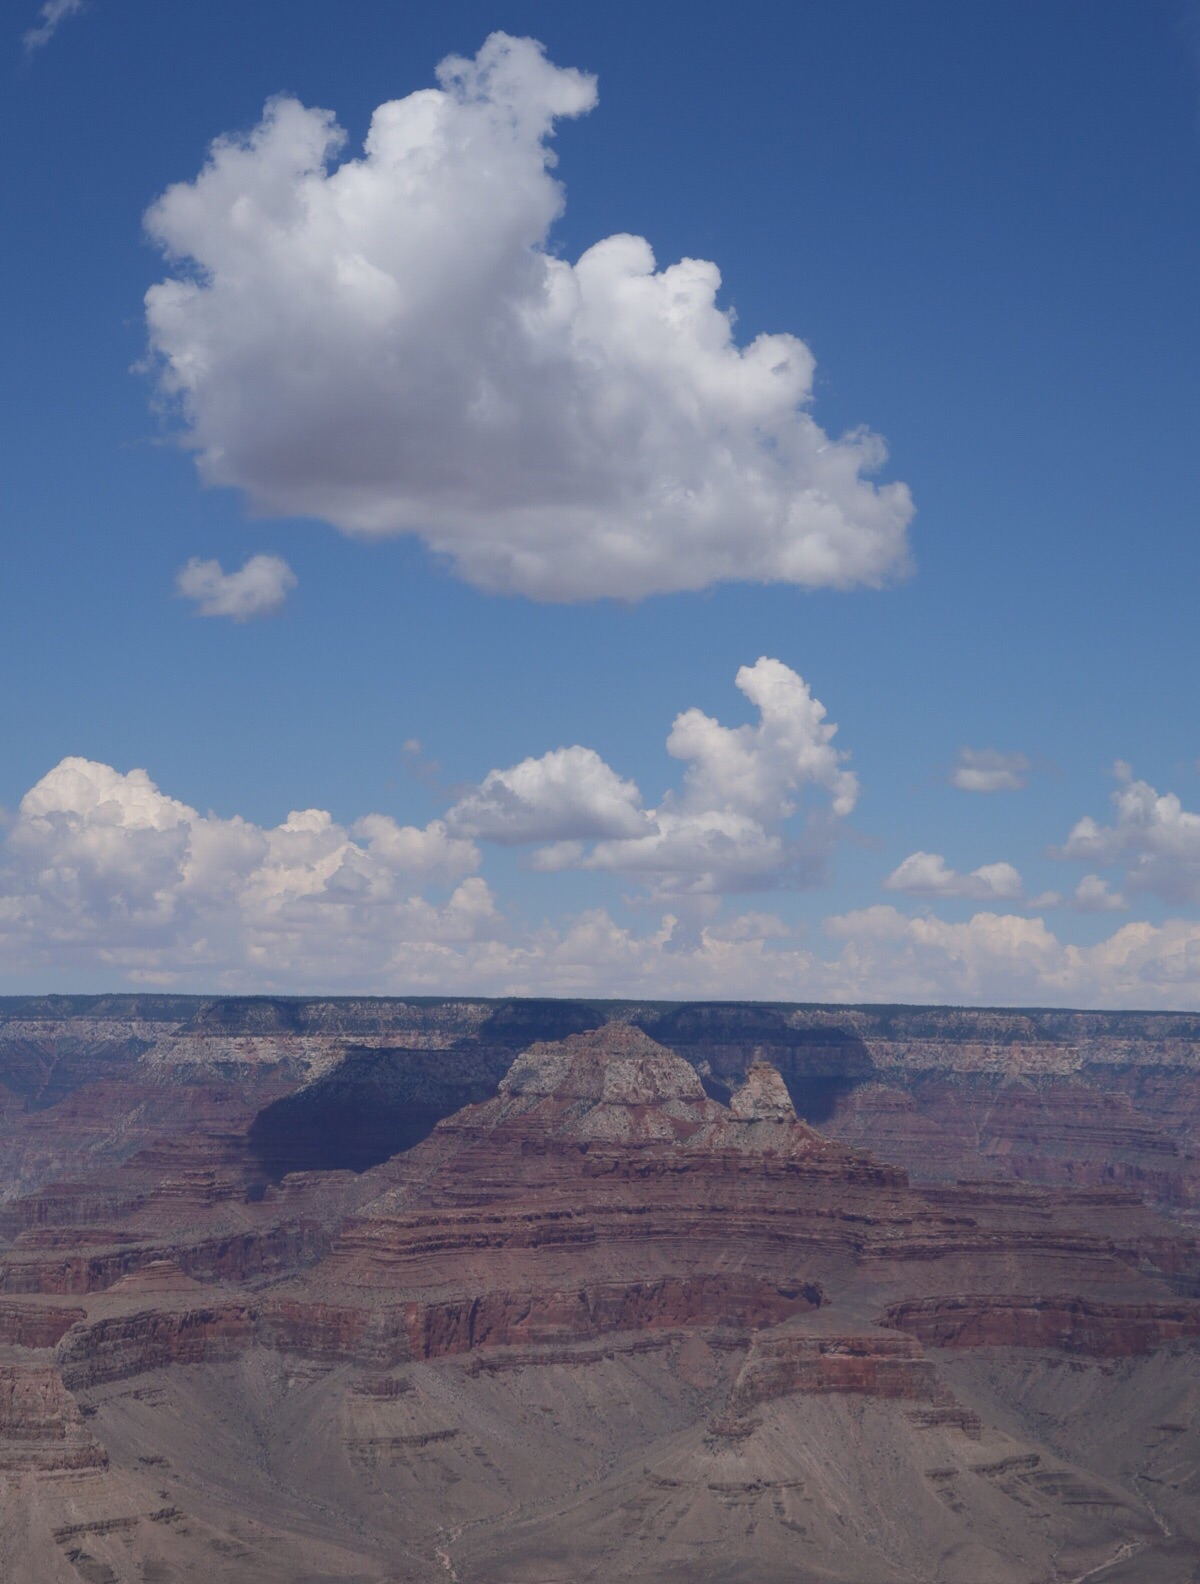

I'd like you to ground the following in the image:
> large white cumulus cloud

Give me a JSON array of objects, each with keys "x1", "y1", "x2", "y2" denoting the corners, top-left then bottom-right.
[{"x1": 142, "y1": 33, "x2": 914, "y2": 602}]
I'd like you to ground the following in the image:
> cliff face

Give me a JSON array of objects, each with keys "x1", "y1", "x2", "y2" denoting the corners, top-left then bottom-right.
[
  {"x1": 3, "y1": 1004, "x2": 1200, "y2": 1580},
  {"x1": 10, "y1": 1025, "x2": 1196, "y2": 1386}
]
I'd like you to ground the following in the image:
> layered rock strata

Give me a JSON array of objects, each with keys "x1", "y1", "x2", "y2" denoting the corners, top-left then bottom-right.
[{"x1": 3, "y1": 1012, "x2": 1200, "y2": 1579}]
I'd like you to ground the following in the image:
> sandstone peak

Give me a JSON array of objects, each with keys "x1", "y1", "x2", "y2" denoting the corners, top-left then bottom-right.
[
  {"x1": 729, "y1": 1060, "x2": 797, "y2": 1122},
  {"x1": 500, "y1": 1023, "x2": 707, "y2": 1108},
  {"x1": 461, "y1": 1023, "x2": 723, "y2": 1146}
]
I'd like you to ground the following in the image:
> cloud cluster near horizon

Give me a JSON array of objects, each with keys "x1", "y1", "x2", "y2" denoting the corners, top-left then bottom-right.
[
  {"x1": 1, "y1": 750, "x2": 1197, "y2": 1004},
  {"x1": 0, "y1": 658, "x2": 855, "y2": 991},
  {"x1": 2, "y1": 667, "x2": 1200, "y2": 1004},
  {"x1": 142, "y1": 32, "x2": 913, "y2": 602},
  {"x1": 0, "y1": 756, "x2": 489, "y2": 988}
]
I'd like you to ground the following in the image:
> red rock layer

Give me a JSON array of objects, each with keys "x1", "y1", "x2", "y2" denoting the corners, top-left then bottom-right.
[
  {"x1": 0, "y1": 1219, "x2": 329, "y2": 1295},
  {"x1": 0, "y1": 1299, "x2": 84, "y2": 1347},
  {"x1": 723, "y1": 1330, "x2": 982, "y2": 1436},
  {"x1": 882, "y1": 1294, "x2": 1200, "y2": 1355},
  {"x1": 53, "y1": 1275, "x2": 819, "y2": 1388}
]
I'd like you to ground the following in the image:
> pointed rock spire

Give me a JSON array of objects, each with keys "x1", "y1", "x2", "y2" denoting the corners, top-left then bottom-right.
[{"x1": 729, "y1": 1060, "x2": 797, "y2": 1122}]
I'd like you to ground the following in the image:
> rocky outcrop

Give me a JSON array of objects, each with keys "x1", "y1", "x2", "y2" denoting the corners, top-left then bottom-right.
[
  {"x1": 721, "y1": 1330, "x2": 982, "y2": 1436},
  {"x1": 0, "y1": 1363, "x2": 105, "y2": 1470},
  {"x1": 242, "y1": 1030, "x2": 1200, "y2": 1388},
  {"x1": 0, "y1": 1300, "x2": 85, "y2": 1348},
  {"x1": 729, "y1": 1059, "x2": 798, "y2": 1121}
]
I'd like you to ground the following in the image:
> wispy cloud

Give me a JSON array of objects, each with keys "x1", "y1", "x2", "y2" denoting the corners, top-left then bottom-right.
[
  {"x1": 23, "y1": 0, "x2": 84, "y2": 54},
  {"x1": 950, "y1": 747, "x2": 1030, "y2": 793}
]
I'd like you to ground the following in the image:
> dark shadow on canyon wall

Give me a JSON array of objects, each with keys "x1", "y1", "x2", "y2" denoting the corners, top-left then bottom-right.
[
  {"x1": 248, "y1": 999, "x2": 605, "y2": 1178},
  {"x1": 634, "y1": 1003, "x2": 877, "y2": 1124}
]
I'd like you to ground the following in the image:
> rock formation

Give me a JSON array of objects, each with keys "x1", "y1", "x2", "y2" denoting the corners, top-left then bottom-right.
[{"x1": 2, "y1": 1001, "x2": 1200, "y2": 1579}]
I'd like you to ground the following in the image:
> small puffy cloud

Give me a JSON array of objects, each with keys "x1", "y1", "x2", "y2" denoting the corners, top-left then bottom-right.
[
  {"x1": 176, "y1": 554, "x2": 297, "y2": 620},
  {"x1": 447, "y1": 658, "x2": 857, "y2": 896},
  {"x1": 950, "y1": 748, "x2": 1030, "y2": 793},
  {"x1": 23, "y1": 0, "x2": 83, "y2": 52},
  {"x1": 446, "y1": 746, "x2": 647, "y2": 843},
  {"x1": 1055, "y1": 763, "x2": 1200, "y2": 904},
  {"x1": 142, "y1": 33, "x2": 913, "y2": 603},
  {"x1": 884, "y1": 850, "x2": 1024, "y2": 901},
  {"x1": 1069, "y1": 874, "x2": 1128, "y2": 913}
]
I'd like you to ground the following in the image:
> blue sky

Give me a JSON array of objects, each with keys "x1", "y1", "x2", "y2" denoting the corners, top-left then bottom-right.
[{"x1": 3, "y1": 0, "x2": 1200, "y2": 1004}]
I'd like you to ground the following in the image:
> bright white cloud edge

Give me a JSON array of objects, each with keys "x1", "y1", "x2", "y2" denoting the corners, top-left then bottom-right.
[{"x1": 142, "y1": 32, "x2": 914, "y2": 602}]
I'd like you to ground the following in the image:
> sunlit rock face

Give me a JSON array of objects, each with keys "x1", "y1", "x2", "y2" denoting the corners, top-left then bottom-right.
[
  {"x1": 488, "y1": 1023, "x2": 716, "y2": 1143},
  {"x1": 729, "y1": 1059, "x2": 797, "y2": 1121}
]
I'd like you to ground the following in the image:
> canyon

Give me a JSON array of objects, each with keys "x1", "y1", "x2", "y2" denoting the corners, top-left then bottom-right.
[{"x1": 2, "y1": 995, "x2": 1200, "y2": 1581}]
